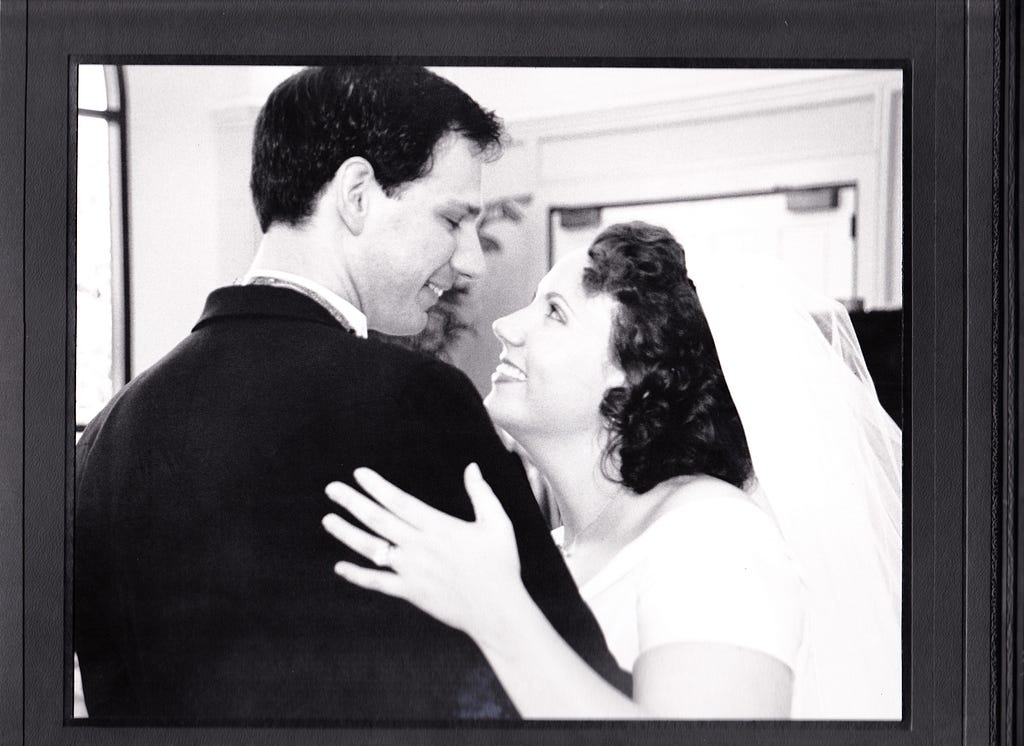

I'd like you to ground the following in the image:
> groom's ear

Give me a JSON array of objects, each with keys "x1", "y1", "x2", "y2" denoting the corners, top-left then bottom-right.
[{"x1": 332, "y1": 157, "x2": 377, "y2": 235}]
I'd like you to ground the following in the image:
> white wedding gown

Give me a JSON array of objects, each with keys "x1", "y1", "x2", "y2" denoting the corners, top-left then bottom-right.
[
  {"x1": 559, "y1": 490, "x2": 804, "y2": 686},
  {"x1": 556, "y1": 476, "x2": 898, "y2": 719}
]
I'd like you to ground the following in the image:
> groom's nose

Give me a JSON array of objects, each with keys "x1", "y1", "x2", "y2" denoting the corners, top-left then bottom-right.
[{"x1": 451, "y1": 227, "x2": 485, "y2": 284}]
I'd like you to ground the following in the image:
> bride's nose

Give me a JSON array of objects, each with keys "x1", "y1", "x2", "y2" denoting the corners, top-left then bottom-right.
[{"x1": 492, "y1": 309, "x2": 525, "y2": 346}]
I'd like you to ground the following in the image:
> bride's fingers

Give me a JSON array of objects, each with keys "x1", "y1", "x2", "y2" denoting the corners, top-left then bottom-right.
[
  {"x1": 333, "y1": 561, "x2": 406, "y2": 600},
  {"x1": 322, "y1": 513, "x2": 403, "y2": 568},
  {"x1": 324, "y1": 480, "x2": 416, "y2": 544},
  {"x1": 463, "y1": 463, "x2": 506, "y2": 524},
  {"x1": 352, "y1": 468, "x2": 447, "y2": 529}
]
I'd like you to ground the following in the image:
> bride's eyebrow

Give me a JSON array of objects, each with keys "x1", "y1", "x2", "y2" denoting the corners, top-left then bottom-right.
[{"x1": 544, "y1": 291, "x2": 572, "y2": 312}]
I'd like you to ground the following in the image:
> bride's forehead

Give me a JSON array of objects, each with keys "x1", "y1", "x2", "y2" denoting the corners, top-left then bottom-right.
[{"x1": 540, "y1": 250, "x2": 591, "y2": 292}]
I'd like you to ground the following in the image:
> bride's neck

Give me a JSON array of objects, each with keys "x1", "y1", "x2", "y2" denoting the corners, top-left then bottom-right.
[{"x1": 517, "y1": 430, "x2": 625, "y2": 541}]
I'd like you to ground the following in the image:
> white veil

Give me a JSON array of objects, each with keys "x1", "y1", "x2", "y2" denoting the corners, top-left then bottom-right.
[{"x1": 686, "y1": 251, "x2": 902, "y2": 720}]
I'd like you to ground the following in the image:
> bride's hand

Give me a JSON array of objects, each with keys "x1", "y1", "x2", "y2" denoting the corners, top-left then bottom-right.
[{"x1": 321, "y1": 463, "x2": 526, "y2": 639}]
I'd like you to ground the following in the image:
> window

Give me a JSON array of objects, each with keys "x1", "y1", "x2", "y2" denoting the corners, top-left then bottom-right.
[
  {"x1": 550, "y1": 185, "x2": 861, "y2": 307},
  {"x1": 76, "y1": 64, "x2": 129, "y2": 434}
]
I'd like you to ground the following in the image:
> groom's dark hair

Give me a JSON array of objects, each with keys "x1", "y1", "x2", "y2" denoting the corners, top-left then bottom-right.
[
  {"x1": 583, "y1": 221, "x2": 754, "y2": 494},
  {"x1": 250, "y1": 65, "x2": 503, "y2": 233}
]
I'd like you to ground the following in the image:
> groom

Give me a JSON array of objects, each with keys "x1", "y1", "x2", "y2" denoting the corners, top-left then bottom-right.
[{"x1": 74, "y1": 66, "x2": 626, "y2": 721}]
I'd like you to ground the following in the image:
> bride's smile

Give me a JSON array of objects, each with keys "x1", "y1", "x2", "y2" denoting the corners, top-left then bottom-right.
[{"x1": 492, "y1": 357, "x2": 527, "y2": 383}]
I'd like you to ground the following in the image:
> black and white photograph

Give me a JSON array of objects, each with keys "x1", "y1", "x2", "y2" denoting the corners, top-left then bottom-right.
[
  {"x1": 3, "y1": 2, "x2": 1020, "y2": 746},
  {"x1": 72, "y1": 63, "x2": 904, "y2": 723}
]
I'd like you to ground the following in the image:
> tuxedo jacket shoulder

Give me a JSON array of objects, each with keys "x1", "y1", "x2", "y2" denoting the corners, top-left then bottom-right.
[{"x1": 74, "y1": 285, "x2": 626, "y2": 722}]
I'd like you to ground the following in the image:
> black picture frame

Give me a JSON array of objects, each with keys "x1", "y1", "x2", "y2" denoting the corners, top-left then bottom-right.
[{"x1": 1, "y1": 1, "x2": 1019, "y2": 744}]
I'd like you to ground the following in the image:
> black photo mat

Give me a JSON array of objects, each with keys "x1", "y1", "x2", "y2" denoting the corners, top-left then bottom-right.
[{"x1": 1, "y1": 1, "x2": 1019, "y2": 745}]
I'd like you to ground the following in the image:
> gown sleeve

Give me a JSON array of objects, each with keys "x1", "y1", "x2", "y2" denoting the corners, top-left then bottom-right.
[{"x1": 634, "y1": 495, "x2": 804, "y2": 671}]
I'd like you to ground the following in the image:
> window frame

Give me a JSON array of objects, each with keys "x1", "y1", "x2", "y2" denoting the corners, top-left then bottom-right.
[{"x1": 74, "y1": 64, "x2": 130, "y2": 433}]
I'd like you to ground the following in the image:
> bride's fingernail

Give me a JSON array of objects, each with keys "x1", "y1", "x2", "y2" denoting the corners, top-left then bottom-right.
[
  {"x1": 334, "y1": 562, "x2": 349, "y2": 576},
  {"x1": 466, "y1": 462, "x2": 482, "y2": 481},
  {"x1": 353, "y1": 467, "x2": 378, "y2": 483}
]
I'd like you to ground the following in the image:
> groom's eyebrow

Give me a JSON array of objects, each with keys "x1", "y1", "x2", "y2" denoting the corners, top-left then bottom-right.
[{"x1": 443, "y1": 200, "x2": 483, "y2": 224}]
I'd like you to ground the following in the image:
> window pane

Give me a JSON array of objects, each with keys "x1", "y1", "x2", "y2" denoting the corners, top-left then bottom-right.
[
  {"x1": 78, "y1": 65, "x2": 108, "y2": 111},
  {"x1": 551, "y1": 187, "x2": 859, "y2": 307},
  {"x1": 77, "y1": 115, "x2": 114, "y2": 425}
]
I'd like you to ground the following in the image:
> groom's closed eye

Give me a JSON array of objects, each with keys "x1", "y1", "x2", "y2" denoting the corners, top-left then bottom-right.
[{"x1": 441, "y1": 201, "x2": 481, "y2": 225}]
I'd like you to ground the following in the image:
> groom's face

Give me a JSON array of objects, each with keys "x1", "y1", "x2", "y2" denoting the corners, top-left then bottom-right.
[{"x1": 355, "y1": 134, "x2": 486, "y2": 335}]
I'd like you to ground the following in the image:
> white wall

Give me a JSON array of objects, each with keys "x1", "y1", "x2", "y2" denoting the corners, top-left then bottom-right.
[
  {"x1": 124, "y1": 66, "x2": 298, "y2": 374},
  {"x1": 433, "y1": 67, "x2": 846, "y2": 121}
]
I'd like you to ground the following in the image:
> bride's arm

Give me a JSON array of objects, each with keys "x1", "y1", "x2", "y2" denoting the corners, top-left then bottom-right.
[
  {"x1": 322, "y1": 465, "x2": 792, "y2": 718},
  {"x1": 467, "y1": 579, "x2": 792, "y2": 718},
  {"x1": 458, "y1": 571, "x2": 643, "y2": 718}
]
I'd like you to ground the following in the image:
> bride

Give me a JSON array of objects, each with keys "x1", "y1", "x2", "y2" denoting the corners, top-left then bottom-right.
[{"x1": 321, "y1": 221, "x2": 902, "y2": 719}]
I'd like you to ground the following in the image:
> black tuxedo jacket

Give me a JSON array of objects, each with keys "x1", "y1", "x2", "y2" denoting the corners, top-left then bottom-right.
[{"x1": 74, "y1": 285, "x2": 628, "y2": 722}]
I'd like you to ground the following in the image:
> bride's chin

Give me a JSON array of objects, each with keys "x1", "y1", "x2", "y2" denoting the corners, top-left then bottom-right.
[
  {"x1": 483, "y1": 396, "x2": 519, "y2": 437},
  {"x1": 483, "y1": 393, "x2": 506, "y2": 424}
]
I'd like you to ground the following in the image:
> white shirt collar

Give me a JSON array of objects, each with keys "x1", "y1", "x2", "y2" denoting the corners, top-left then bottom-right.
[{"x1": 238, "y1": 268, "x2": 368, "y2": 338}]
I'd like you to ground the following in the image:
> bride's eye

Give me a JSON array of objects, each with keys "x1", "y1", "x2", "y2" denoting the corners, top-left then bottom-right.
[{"x1": 545, "y1": 303, "x2": 566, "y2": 323}]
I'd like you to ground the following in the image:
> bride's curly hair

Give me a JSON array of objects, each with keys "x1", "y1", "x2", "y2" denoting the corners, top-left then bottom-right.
[{"x1": 582, "y1": 221, "x2": 754, "y2": 494}]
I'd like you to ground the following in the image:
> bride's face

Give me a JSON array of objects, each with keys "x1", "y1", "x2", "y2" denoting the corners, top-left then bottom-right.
[{"x1": 483, "y1": 249, "x2": 625, "y2": 441}]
